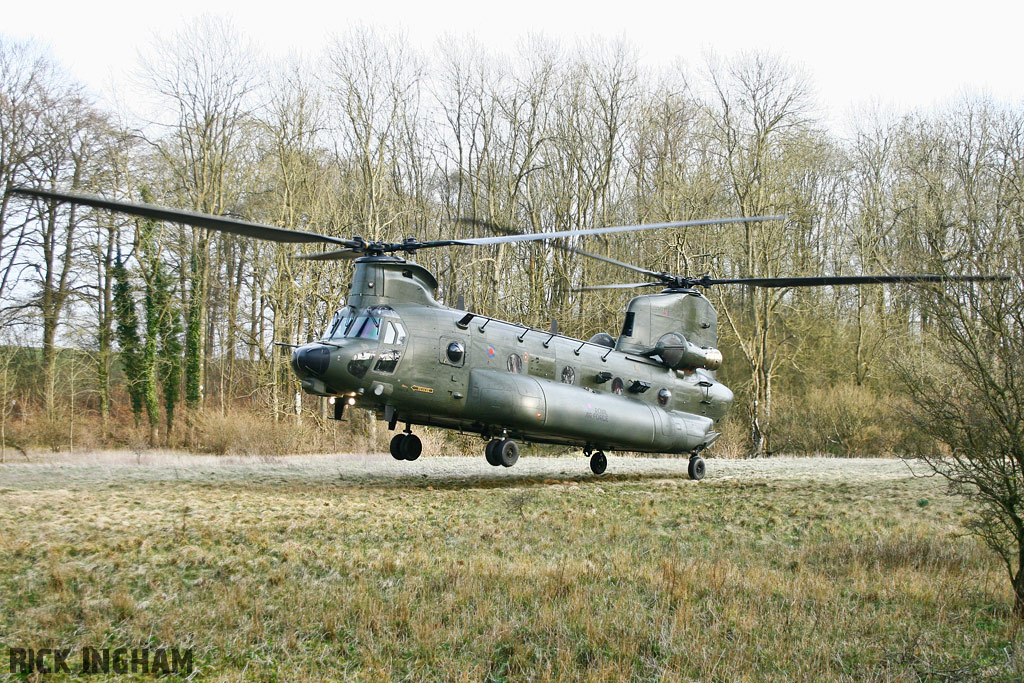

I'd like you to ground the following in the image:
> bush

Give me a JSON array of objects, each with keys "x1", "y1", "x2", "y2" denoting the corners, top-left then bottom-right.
[
  {"x1": 771, "y1": 383, "x2": 923, "y2": 457},
  {"x1": 189, "y1": 411, "x2": 321, "y2": 456}
]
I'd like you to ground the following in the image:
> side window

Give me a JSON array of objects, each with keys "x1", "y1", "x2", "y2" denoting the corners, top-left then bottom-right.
[
  {"x1": 621, "y1": 312, "x2": 635, "y2": 337},
  {"x1": 441, "y1": 339, "x2": 466, "y2": 367},
  {"x1": 380, "y1": 321, "x2": 408, "y2": 345},
  {"x1": 507, "y1": 354, "x2": 523, "y2": 374}
]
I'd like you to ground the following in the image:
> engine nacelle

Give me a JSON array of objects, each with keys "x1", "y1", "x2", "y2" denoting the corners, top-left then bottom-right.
[{"x1": 651, "y1": 332, "x2": 722, "y2": 371}]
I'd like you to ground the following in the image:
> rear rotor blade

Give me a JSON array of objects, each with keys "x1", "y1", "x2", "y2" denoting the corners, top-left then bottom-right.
[
  {"x1": 452, "y1": 217, "x2": 665, "y2": 278},
  {"x1": 8, "y1": 187, "x2": 359, "y2": 247},
  {"x1": 454, "y1": 214, "x2": 786, "y2": 247},
  {"x1": 555, "y1": 244, "x2": 664, "y2": 279},
  {"x1": 706, "y1": 274, "x2": 1010, "y2": 288}
]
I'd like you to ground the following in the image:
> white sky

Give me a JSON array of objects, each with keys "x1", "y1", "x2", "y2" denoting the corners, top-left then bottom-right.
[{"x1": 4, "y1": 0, "x2": 1023, "y2": 131}]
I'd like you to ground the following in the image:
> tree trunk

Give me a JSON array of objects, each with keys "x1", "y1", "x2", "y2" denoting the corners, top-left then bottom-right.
[{"x1": 1014, "y1": 552, "x2": 1024, "y2": 620}]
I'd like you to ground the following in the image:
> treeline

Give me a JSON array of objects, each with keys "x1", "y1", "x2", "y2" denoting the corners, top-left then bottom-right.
[{"x1": 1, "y1": 21, "x2": 1020, "y2": 457}]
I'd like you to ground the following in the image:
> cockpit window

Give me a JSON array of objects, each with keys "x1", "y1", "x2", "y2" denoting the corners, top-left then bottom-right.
[
  {"x1": 325, "y1": 307, "x2": 356, "y2": 340},
  {"x1": 342, "y1": 306, "x2": 406, "y2": 344},
  {"x1": 350, "y1": 315, "x2": 382, "y2": 340}
]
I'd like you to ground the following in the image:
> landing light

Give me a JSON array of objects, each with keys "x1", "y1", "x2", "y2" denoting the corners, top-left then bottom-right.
[{"x1": 347, "y1": 397, "x2": 356, "y2": 406}]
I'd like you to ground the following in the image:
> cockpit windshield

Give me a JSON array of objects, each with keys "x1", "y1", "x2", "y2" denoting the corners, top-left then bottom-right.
[
  {"x1": 349, "y1": 313, "x2": 382, "y2": 340},
  {"x1": 325, "y1": 305, "x2": 406, "y2": 345},
  {"x1": 324, "y1": 306, "x2": 357, "y2": 341}
]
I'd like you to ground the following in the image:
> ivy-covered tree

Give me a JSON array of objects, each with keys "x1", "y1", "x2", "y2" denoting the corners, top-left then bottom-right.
[
  {"x1": 135, "y1": 186, "x2": 183, "y2": 443},
  {"x1": 184, "y1": 250, "x2": 202, "y2": 412},
  {"x1": 111, "y1": 251, "x2": 143, "y2": 425},
  {"x1": 136, "y1": 205, "x2": 161, "y2": 444},
  {"x1": 156, "y1": 267, "x2": 182, "y2": 438}
]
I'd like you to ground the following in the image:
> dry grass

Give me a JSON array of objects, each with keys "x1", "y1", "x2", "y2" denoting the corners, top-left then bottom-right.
[
  {"x1": 3, "y1": 406, "x2": 477, "y2": 459},
  {"x1": 0, "y1": 453, "x2": 1020, "y2": 681}
]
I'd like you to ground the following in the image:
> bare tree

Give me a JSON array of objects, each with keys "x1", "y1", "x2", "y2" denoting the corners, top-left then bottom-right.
[
  {"x1": 895, "y1": 100, "x2": 1024, "y2": 617},
  {"x1": 20, "y1": 88, "x2": 110, "y2": 418},
  {"x1": 324, "y1": 27, "x2": 423, "y2": 242},
  {"x1": 141, "y1": 16, "x2": 258, "y2": 413},
  {"x1": 0, "y1": 38, "x2": 55, "y2": 326},
  {"x1": 847, "y1": 108, "x2": 905, "y2": 385},
  {"x1": 252, "y1": 58, "x2": 334, "y2": 421},
  {"x1": 703, "y1": 52, "x2": 813, "y2": 456}
]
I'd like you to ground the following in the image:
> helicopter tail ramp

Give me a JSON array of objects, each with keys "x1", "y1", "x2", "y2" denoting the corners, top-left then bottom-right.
[{"x1": 465, "y1": 369, "x2": 713, "y2": 454}]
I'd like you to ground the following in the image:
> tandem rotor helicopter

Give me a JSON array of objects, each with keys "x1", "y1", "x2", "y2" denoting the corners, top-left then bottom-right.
[{"x1": 9, "y1": 187, "x2": 1000, "y2": 478}]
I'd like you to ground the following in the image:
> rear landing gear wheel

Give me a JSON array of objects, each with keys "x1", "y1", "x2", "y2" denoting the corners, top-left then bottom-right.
[
  {"x1": 498, "y1": 438, "x2": 519, "y2": 467},
  {"x1": 390, "y1": 434, "x2": 406, "y2": 460},
  {"x1": 688, "y1": 455, "x2": 705, "y2": 481},
  {"x1": 399, "y1": 433, "x2": 422, "y2": 461},
  {"x1": 590, "y1": 450, "x2": 607, "y2": 475},
  {"x1": 485, "y1": 439, "x2": 503, "y2": 466}
]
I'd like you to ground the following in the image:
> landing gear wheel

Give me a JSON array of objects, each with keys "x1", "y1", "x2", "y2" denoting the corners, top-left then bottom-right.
[
  {"x1": 390, "y1": 434, "x2": 406, "y2": 460},
  {"x1": 688, "y1": 455, "x2": 705, "y2": 481},
  {"x1": 498, "y1": 438, "x2": 519, "y2": 467},
  {"x1": 485, "y1": 439, "x2": 503, "y2": 466},
  {"x1": 590, "y1": 450, "x2": 607, "y2": 475},
  {"x1": 399, "y1": 433, "x2": 422, "y2": 461}
]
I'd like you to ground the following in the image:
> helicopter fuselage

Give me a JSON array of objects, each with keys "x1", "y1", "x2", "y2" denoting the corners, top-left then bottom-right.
[{"x1": 291, "y1": 256, "x2": 733, "y2": 455}]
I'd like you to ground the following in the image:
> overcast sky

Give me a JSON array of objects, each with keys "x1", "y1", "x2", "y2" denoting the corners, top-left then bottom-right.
[{"x1": 5, "y1": 0, "x2": 1022, "y2": 131}]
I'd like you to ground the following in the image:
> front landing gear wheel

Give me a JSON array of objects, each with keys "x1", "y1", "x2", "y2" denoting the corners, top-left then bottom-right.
[
  {"x1": 390, "y1": 434, "x2": 406, "y2": 460},
  {"x1": 688, "y1": 455, "x2": 705, "y2": 481},
  {"x1": 498, "y1": 438, "x2": 519, "y2": 467},
  {"x1": 485, "y1": 439, "x2": 503, "y2": 466},
  {"x1": 590, "y1": 451, "x2": 607, "y2": 475},
  {"x1": 399, "y1": 433, "x2": 422, "y2": 461}
]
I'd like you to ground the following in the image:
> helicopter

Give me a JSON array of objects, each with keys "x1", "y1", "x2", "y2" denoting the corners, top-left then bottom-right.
[{"x1": 8, "y1": 187, "x2": 1002, "y2": 478}]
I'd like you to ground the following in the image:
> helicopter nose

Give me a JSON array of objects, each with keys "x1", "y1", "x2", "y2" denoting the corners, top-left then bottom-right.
[{"x1": 291, "y1": 344, "x2": 332, "y2": 378}]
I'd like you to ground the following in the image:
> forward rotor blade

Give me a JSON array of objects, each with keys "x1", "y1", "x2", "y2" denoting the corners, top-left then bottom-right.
[
  {"x1": 706, "y1": 274, "x2": 1009, "y2": 288},
  {"x1": 293, "y1": 249, "x2": 364, "y2": 261},
  {"x1": 575, "y1": 282, "x2": 663, "y2": 291},
  {"x1": 7, "y1": 187, "x2": 359, "y2": 247},
  {"x1": 454, "y1": 214, "x2": 786, "y2": 247}
]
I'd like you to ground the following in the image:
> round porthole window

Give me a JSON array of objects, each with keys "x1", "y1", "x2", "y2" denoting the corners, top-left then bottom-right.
[
  {"x1": 446, "y1": 342, "x2": 465, "y2": 364},
  {"x1": 611, "y1": 377, "x2": 624, "y2": 395},
  {"x1": 658, "y1": 388, "x2": 671, "y2": 405}
]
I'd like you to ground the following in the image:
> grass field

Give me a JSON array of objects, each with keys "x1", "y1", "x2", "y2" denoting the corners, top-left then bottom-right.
[{"x1": 1, "y1": 452, "x2": 1020, "y2": 681}]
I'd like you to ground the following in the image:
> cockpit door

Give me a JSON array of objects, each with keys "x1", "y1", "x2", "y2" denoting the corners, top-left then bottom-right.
[{"x1": 373, "y1": 319, "x2": 408, "y2": 374}]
